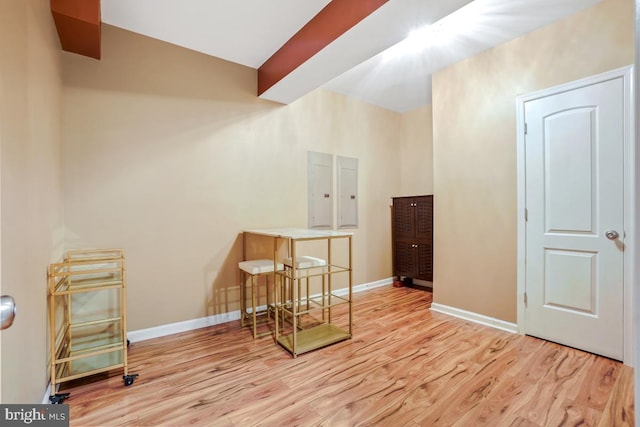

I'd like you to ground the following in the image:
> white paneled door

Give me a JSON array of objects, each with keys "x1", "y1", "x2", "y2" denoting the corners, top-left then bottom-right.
[{"x1": 523, "y1": 75, "x2": 625, "y2": 360}]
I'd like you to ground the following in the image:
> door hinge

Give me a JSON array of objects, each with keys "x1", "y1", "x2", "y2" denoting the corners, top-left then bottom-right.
[
  {"x1": 524, "y1": 292, "x2": 528, "y2": 306},
  {"x1": 525, "y1": 208, "x2": 528, "y2": 221},
  {"x1": 524, "y1": 123, "x2": 528, "y2": 135}
]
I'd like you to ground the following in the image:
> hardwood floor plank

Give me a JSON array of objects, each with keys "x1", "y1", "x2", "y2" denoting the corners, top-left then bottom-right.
[
  {"x1": 353, "y1": 378, "x2": 435, "y2": 426},
  {"x1": 415, "y1": 350, "x2": 520, "y2": 425},
  {"x1": 570, "y1": 356, "x2": 621, "y2": 411},
  {"x1": 505, "y1": 415, "x2": 542, "y2": 427},
  {"x1": 60, "y1": 286, "x2": 633, "y2": 427},
  {"x1": 448, "y1": 336, "x2": 550, "y2": 425},
  {"x1": 511, "y1": 345, "x2": 594, "y2": 426},
  {"x1": 546, "y1": 401, "x2": 601, "y2": 427},
  {"x1": 598, "y1": 364, "x2": 635, "y2": 427},
  {"x1": 451, "y1": 373, "x2": 537, "y2": 426}
]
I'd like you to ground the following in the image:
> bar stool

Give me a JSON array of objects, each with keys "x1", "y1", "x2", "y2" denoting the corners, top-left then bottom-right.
[
  {"x1": 282, "y1": 256, "x2": 327, "y2": 322},
  {"x1": 239, "y1": 259, "x2": 283, "y2": 338}
]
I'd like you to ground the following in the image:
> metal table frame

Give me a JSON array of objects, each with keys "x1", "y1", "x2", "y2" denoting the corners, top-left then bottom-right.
[{"x1": 243, "y1": 228, "x2": 353, "y2": 357}]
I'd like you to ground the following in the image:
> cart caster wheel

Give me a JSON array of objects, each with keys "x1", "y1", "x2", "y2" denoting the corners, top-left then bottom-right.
[
  {"x1": 49, "y1": 393, "x2": 70, "y2": 404},
  {"x1": 123, "y1": 373, "x2": 138, "y2": 386}
]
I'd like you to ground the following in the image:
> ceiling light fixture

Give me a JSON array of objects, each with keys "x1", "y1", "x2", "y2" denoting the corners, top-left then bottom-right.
[{"x1": 403, "y1": 25, "x2": 438, "y2": 53}]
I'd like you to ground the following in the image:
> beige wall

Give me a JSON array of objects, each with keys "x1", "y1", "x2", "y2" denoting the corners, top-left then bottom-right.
[
  {"x1": 0, "y1": 0, "x2": 64, "y2": 403},
  {"x1": 432, "y1": 0, "x2": 634, "y2": 322},
  {"x1": 399, "y1": 105, "x2": 434, "y2": 197},
  {"x1": 62, "y1": 25, "x2": 411, "y2": 331}
]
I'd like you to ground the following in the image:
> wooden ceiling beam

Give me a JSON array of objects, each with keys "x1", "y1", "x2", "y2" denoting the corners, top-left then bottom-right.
[
  {"x1": 51, "y1": 0, "x2": 101, "y2": 60},
  {"x1": 258, "y1": 0, "x2": 388, "y2": 96}
]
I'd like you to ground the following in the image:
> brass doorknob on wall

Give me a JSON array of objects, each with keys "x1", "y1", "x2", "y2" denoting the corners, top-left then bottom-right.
[
  {"x1": 605, "y1": 230, "x2": 619, "y2": 240},
  {"x1": 0, "y1": 295, "x2": 16, "y2": 330}
]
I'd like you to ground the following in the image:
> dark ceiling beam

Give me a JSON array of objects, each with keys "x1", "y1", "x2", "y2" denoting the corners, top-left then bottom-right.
[
  {"x1": 257, "y1": 0, "x2": 388, "y2": 96},
  {"x1": 51, "y1": 0, "x2": 101, "y2": 60}
]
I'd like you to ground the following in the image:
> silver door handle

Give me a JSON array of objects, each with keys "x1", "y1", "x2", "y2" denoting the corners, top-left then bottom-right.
[
  {"x1": 605, "y1": 230, "x2": 619, "y2": 240},
  {"x1": 1, "y1": 295, "x2": 16, "y2": 330}
]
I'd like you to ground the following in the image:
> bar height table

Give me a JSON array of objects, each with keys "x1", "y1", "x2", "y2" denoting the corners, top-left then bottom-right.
[{"x1": 243, "y1": 228, "x2": 353, "y2": 357}]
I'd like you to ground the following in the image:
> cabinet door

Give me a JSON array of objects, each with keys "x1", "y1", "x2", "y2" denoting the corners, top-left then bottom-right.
[
  {"x1": 308, "y1": 152, "x2": 333, "y2": 229},
  {"x1": 414, "y1": 196, "x2": 433, "y2": 281},
  {"x1": 392, "y1": 196, "x2": 433, "y2": 281},
  {"x1": 414, "y1": 196, "x2": 433, "y2": 241},
  {"x1": 337, "y1": 156, "x2": 358, "y2": 229},
  {"x1": 415, "y1": 242, "x2": 433, "y2": 281},
  {"x1": 394, "y1": 241, "x2": 415, "y2": 278},
  {"x1": 392, "y1": 198, "x2": 415, "y2": 241}
]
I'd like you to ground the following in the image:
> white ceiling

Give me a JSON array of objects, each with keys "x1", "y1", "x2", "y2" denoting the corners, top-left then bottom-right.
[{"x1": 102, "y1": 0, "x2": 604, "y2": 113}]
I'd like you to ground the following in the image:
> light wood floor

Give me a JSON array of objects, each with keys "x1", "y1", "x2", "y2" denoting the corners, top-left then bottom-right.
[{"x1": 62, "y1": 285, "x2": 634, "y2": 426}]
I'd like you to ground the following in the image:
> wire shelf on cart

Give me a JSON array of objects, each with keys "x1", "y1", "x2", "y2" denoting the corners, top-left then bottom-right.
[{"x1": 48, "y1": 249, "x2": 138, "y2": 404}]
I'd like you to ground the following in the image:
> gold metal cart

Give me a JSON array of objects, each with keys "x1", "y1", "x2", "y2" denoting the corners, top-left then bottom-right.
[
  {"x1": 48, "y1": 249, "x2": 137, "y2": 403},
  {"x1": 243, "y1": 228, "x2": 353, "y2": 357}
]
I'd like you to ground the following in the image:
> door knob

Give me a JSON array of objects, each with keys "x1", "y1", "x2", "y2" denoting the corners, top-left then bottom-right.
[
  {"x1": 605, "y1": 230, "x2": 619, "y2": 240},
  {"x1": 1, "y1": 295, "x2": 16, "y2": 330}
]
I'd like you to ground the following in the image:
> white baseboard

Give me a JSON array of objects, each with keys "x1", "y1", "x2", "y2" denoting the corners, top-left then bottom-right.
[
  {"x1": 128, "y1": 277, "x2": 394, "y2": 343},
  {"x1": 42, "y1": 383, "x2": 53, "y2": 404},
  {"x1": 430, "y1": 303, "x2": 518, "y2": 334},
  {"x1": 127, "y1": 311, "x2": 241, "y2": 343},
  {"x1": 334, "y1": 277, "x2": 393, "y2": 297}
]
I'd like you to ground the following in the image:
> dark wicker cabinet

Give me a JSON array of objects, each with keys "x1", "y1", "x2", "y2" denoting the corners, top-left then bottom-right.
[{"x1": 392, "y1": 195, "x2": 433, "y2": 283}]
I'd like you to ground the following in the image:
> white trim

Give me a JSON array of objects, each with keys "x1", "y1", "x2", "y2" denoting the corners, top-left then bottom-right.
[
  {"x1": 515, "y1": 83, "x2": 527, "y2": 335},
  {"x1": 623, "y1": 65, "x2": 635, "y2": 365},
  {"x1": 335, "y1": 277, "x2": 393, "y2": 297},
  {"x1": 633, "y1": 0, "x2": 640, "y2": 415},
  {"x1": 430, "y1": 303, "x2": 518, "y2": 334},
  {"x1": 515, "y1": 65, "x2": 635, "y2": 365},
  {"x1": 127, "y1": 311, "x2": 241, "y2": 343},
  {"x1": 128, "y1": 277, "x2": 394, "y2": 343},
  {"x1": 41, "y1": 383, "x2": 53, "y2": 404}
]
